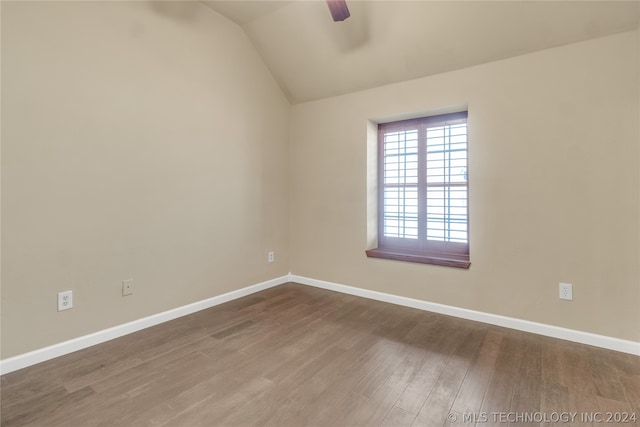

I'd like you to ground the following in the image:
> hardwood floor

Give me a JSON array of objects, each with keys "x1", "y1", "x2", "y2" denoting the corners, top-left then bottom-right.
[{"x1": 1, "y1": 283, "x2": 639, "y2": 426}]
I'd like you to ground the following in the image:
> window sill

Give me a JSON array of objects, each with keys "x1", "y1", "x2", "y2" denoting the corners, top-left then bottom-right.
[{"x1": 365, "y1": 247, "x2": 470, "y2": 269}]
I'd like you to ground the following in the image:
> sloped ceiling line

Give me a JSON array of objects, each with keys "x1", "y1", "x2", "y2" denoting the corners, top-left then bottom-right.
[{"x1": 201, "y1": 1, "x2": 639, "y2": 104}]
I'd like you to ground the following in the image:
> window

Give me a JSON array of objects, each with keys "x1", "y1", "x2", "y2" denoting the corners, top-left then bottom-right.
[{"x1": 366, "y1": 111, "x2": 470, "y2": 268}]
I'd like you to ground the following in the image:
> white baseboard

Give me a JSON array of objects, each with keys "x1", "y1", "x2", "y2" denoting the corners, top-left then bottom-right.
[
  {"x1": 0, "y1": 275, "x2": 290, "y2": 375},
  {"x1": 290, "y1": 274, "x2": 640, "y2": 356},
  {"x1": 3, "y1": 273, "x2": 637, "y2": 375}
]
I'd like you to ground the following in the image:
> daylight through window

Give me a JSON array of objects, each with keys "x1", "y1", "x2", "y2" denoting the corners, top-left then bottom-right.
[{"x1": 367, "y1": 111, "x2": 470, "y2": 268}]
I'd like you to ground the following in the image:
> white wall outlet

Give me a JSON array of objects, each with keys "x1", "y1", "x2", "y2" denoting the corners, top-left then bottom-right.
[
  {"x1": 268, "y1": 251, "x2": 274, "y2": 263},
  {"x1": 58, "y1": 290, "x2": 73, "y2": 311},
  {"x1": 122, "y1": 279, "x2": 134, "y2": 296},
  {"x1": 559, "y1": 282, "x2": 573, "y2": 301}
]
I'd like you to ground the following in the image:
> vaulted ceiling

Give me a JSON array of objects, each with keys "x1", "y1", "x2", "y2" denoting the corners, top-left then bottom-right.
[{"x1": 201, "y1": 1, "x2": 639, "y2": 104}]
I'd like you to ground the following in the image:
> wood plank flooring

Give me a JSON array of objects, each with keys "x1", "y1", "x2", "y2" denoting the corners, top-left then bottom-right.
[{"x1": 1, "y1": 283, "x2": 639, "y2": 426}]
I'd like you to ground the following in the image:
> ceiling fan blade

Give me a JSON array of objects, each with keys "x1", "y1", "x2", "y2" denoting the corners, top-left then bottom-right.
[{"x1": 326, "y1": 0, "x2": 350, "y2": 22}]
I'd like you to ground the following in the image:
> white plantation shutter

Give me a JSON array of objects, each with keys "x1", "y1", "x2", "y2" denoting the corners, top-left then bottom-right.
[
  {"x1": 382, "y1": 128, "x2": 419, "y2": 239},
  {"x1": 378, "y1": 111, "x2": 469, "y2": 256},
  {"x1": 425, "y1": 121, "x2": 468, "y2": 244}
]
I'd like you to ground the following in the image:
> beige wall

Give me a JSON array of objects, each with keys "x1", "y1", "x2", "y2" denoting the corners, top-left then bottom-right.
[
  {"x1": 2, "y1": 2, "x2": 638, "y2": 361},
  {"x1": 289, "y1": 30, "x2": 640, "y2": 342},
  {"x1": 1, "y1": 1, "x2": 290, "y2": 358}
]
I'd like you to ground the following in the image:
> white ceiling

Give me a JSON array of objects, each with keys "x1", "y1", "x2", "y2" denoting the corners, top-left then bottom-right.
[{"x1": 201, "y1": 1, "x2": 639, "y2": 104}]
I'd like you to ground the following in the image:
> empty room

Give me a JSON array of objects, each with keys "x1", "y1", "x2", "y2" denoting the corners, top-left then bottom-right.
[{"x1": 1, "y1": 0, "x2": 639, "y2": 426}]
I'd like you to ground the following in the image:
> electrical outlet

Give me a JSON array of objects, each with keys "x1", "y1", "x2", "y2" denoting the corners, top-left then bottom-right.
[
  {"x1": 559, "y1": 282, "x2": 573, "y2": 301},
  {"x1": 58, "y1": 291, "x2": 73, "y2": 311},
  {"x1": 268, "y1": 251, "x2": 274, "y2": 263},
  {"x1": 122, "y1": 279, "x2": 134, "y2": 296}
]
